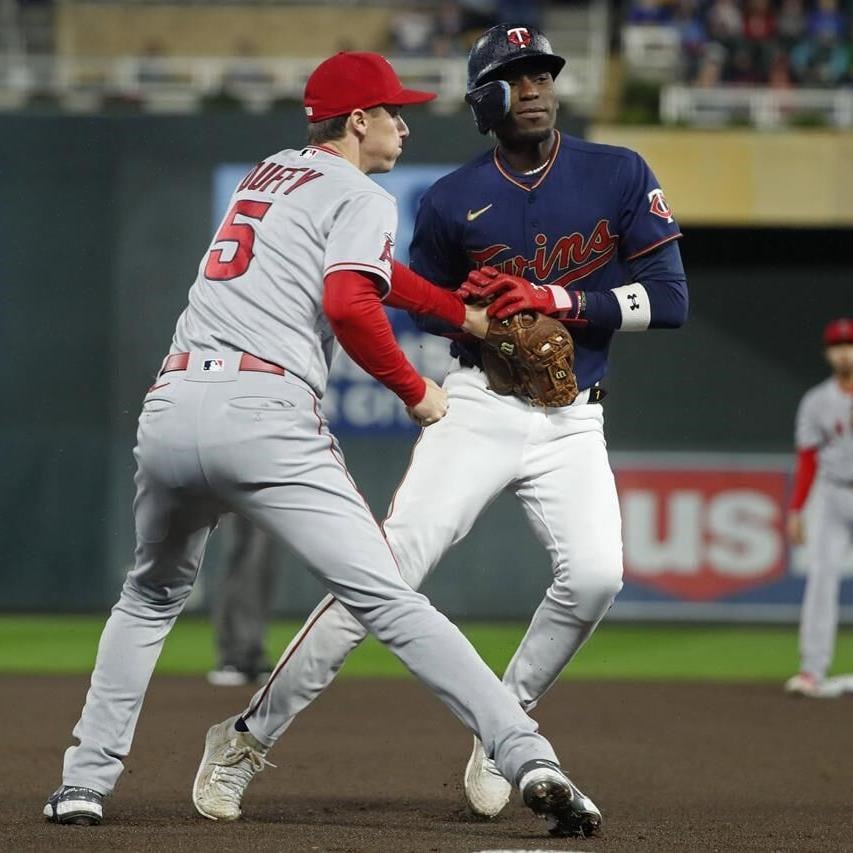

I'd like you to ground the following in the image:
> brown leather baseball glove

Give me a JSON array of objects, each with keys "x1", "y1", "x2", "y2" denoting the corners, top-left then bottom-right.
[{"x1": 481, "y1": 311, "x2": 579, "y2": 407}]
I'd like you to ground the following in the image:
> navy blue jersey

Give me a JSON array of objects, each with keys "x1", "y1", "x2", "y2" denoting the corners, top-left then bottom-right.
[{"x1": 409, "y1": 132, "x2": 686, "y2": 390}]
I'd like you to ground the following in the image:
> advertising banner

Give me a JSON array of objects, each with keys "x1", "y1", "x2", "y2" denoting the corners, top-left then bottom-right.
[{"x1": 610, "y1": 454, "x2": 853, "y2": 621}]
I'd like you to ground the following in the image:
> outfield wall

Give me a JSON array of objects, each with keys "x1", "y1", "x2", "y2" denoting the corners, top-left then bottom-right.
[
  {"x1": 0, "y1": 112, "x2": 850, "y2": 618},
  {"x1": 177, "y1": 450, "x2": 852, "y2": 624}
]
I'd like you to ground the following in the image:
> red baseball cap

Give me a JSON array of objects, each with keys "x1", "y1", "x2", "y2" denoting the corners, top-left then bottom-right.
[
  {"x1": 823, "y1": 317, "x2": 853, "y2": 346},
  {"x1": 304, "y1": 52, "x2": 436, "y2": 123}
]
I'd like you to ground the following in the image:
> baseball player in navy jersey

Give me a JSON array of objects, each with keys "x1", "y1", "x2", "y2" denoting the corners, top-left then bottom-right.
[
  {"x1": 785, "y1": 318, "x2": 853, "y2": 698},
  {"x1": 199, "y1": 24, "x2": 687, "y2": 827},
  {"x1": 43, "y1": 51, "x2": 594, "y2": 838}
]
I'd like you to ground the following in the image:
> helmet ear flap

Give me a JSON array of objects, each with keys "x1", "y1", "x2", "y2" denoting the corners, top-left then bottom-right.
[{"x1": 465, "y1": 80, "x2": 510, "y2": 134}]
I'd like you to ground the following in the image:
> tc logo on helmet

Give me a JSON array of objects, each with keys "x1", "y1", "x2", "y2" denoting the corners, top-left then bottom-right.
[{"x1": 506, "y1": 27, "x2": 532, "y2": 48}]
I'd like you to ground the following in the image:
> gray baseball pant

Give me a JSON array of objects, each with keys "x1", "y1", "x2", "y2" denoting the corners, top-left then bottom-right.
[{"x1": 800, "y1": 480, "x2": 853, "y2": 678}]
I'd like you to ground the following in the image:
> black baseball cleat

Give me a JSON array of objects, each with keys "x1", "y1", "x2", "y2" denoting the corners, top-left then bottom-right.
[
  {"x1": 43, "y1": 785, "x2": 104, "y2": 825},
  {"x1": 517, "y1": 759, "x2": 602, "y2": 838}
]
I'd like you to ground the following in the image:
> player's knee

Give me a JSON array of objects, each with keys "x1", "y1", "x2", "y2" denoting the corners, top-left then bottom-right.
[
  {"x1": 120, "y1": 576, "x2": 190, "y2": 616},
  {"x1": 552, "y1": 553, "x2": 623, "y2": 617}
]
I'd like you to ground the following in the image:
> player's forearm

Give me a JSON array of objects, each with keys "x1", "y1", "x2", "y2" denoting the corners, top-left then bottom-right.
[
  {"x1": 463, "y1": 241, "x2": 687, "y2": 330},
  {"x1": 789, "y1": 447, "x2": 818, "y2": 511},
  {"x1": 582, "y1": 277, "x2": 688, "y2": 331},
  {"x1": 323, "y1": 270, "x2": 425, "y2": 406},
  {"x1": 389, "y1": 261, "x2": 465, "y2": 327},
  {"x1": 580, "y1": 240, "x2": 688, "y2": 330}
]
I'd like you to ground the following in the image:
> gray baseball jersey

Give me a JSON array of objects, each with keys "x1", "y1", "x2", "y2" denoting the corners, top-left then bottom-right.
[
  {"x1": 794, "y1": 377, "x2": 853, "y2": 680},
  {"x1": 795, "y1": 378, "x2": 853, "y2": 483},
  {"x1": 173, "y1": 146, "x2": 396, "y2": 396}
]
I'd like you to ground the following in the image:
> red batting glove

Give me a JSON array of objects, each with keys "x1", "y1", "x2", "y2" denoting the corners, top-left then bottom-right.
[
  {"x1": 457, "y1": 265, "x2": 501, "y2": 302},
  {"x1": 485, "y1": 275, "x2": 558, "y2": 318},
  {"x1": 459, "y1": 267, "x2": 584, "y2": 322}
]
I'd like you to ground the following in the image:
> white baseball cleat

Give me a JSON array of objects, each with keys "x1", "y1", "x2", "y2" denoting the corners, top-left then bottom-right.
[
  {"x1": 517, "y1": 759, "x2": 602, "y2": 838},
  {"x1": 206, "y1": 664, "x2": 273, "y2": 687},
  {"x1": 784, "y1": 672, "x2": 823, "y2": 698},
  {"x1": 463, "y1": 736, "x2": 512, "y2": 817},
  {"x1": 785, "y1": 672, "x2": 849, "y2": 699},
  {"x1": 192, "y1": 715, "x2": 275, "y2": 821}
]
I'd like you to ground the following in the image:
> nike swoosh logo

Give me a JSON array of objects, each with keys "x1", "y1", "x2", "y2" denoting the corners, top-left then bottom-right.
[{"x1": 466, "y1": 204, "x2": 493, "y2": 222}]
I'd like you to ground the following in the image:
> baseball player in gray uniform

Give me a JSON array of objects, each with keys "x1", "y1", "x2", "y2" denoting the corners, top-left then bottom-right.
[
  {"x1": 43, "y1": 51, "x2": 599, "y2": 839},
  {"x1": 785, "y1": 317, "x2": 853, "y2": 698}
]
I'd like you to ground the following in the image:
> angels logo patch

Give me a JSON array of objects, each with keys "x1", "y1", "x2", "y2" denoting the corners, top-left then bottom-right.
[
  {"x1": 378, "y1": 232, "x2": 394, "y2": 265},
  {"x1": 507, "y1": 27, "x2": 532, "y2": 48},
  {"x1": 648, "y1": 188, "x2": 674, "y2": 223}
]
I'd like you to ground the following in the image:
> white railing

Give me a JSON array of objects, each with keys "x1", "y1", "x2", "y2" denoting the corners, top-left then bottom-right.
[
  {"x1": 661, "y1": 84, "x2": 853, "y2": 129},
  {"x1": 544, "y1": 0, "x2": 610, "y2": 115},
  {"x1": 622, "y1": 24, "x2": 682, "y2": 81},
  {"x1": 0, "y1": 53, "x2": 597, "y2": 113}
]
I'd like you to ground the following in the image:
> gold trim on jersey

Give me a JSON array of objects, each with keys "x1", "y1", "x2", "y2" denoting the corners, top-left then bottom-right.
[{"x1": 492, "y1": 132, "x2": 561, "y2": 192}]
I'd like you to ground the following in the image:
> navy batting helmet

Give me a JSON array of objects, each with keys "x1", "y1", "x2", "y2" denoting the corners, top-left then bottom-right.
[
  {"x1": 467, "y1": 24, "x2": 566, "y2": 91},
  {"x1": 464, "y1": 24, "x2": 566, "y2": 134}
]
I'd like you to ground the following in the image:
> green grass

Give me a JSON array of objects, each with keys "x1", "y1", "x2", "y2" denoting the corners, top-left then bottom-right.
[{"x1": 3, "y1": 615, "x2": 853, "y2": 681}]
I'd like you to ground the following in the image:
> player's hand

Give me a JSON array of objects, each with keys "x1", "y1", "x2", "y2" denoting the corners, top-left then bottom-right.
[
  {"x1": 787, "y1": 511, "x2": 805, "y2": 545},
  {"x1": 482, "y1": 274, "x2": 560, "y2": 320},
  {"x1": 458, "y1": 265, "x2": 502, "y2": 303},
  {"x1": 460, "y1": 267, "x2": 573, "y2": 320},
  {"x1": 407, "y1": 377, "x2": 448, "y2": 427},
  {"x1": 462, "y1": 303, "x2": 489, "y2": 339}
]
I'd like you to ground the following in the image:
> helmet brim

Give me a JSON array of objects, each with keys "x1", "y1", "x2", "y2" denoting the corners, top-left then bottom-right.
[{"x1": 475, "y1": 53, "x2": 565, "y2": 88}]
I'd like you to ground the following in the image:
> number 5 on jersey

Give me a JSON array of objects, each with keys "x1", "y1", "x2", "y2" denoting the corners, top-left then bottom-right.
[{"x1": 204, "y1": 200, "x2": 272, "y2": 282}]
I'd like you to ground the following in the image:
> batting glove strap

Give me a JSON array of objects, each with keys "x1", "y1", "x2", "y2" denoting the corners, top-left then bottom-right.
[{"x1": 545, "y1": 286, "x2": 584, "y2": 321}]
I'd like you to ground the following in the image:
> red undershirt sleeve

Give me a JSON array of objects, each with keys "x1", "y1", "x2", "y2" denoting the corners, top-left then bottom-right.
[
  {"x1": 388, "y1": 261, "x2": 466, "y2": 327},
  {"x1": 323, "y1": 269, "x2": 426, "y2": 407},
  {"x1": 789, "y1": 447, "x2": 818, "y2": 511}
]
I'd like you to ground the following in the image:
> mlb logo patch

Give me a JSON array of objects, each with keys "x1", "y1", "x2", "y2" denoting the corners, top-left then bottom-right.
[{"x1": 203, "y1": 359, "x2": 225, "y2": 372}]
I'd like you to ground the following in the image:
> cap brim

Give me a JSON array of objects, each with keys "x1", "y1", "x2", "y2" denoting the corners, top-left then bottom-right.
[{"x1": 388, "y1": 88, "x2": 437, "y2": 106}]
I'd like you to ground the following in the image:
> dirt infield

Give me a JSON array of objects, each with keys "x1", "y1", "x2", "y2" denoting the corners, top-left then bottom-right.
[{"x1": 4, "y1": 675, "x2": 852, "y2": 852}]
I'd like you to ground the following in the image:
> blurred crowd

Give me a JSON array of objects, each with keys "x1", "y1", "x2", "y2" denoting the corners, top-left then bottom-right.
[
  {"x1": 389, "y1": 0, "x2": 543, "y2": 57},
  {"x1": 627, "y1": 0, "x2": 853, "y2": 87}
]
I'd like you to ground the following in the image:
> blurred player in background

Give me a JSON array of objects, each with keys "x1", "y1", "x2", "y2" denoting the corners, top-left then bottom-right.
[
  {"x1": 207, "y1": 515, "x2": 277, "y2": 686},
  {"x1": 785, "y1": 318, "x2": 853, "y2": 698}
]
